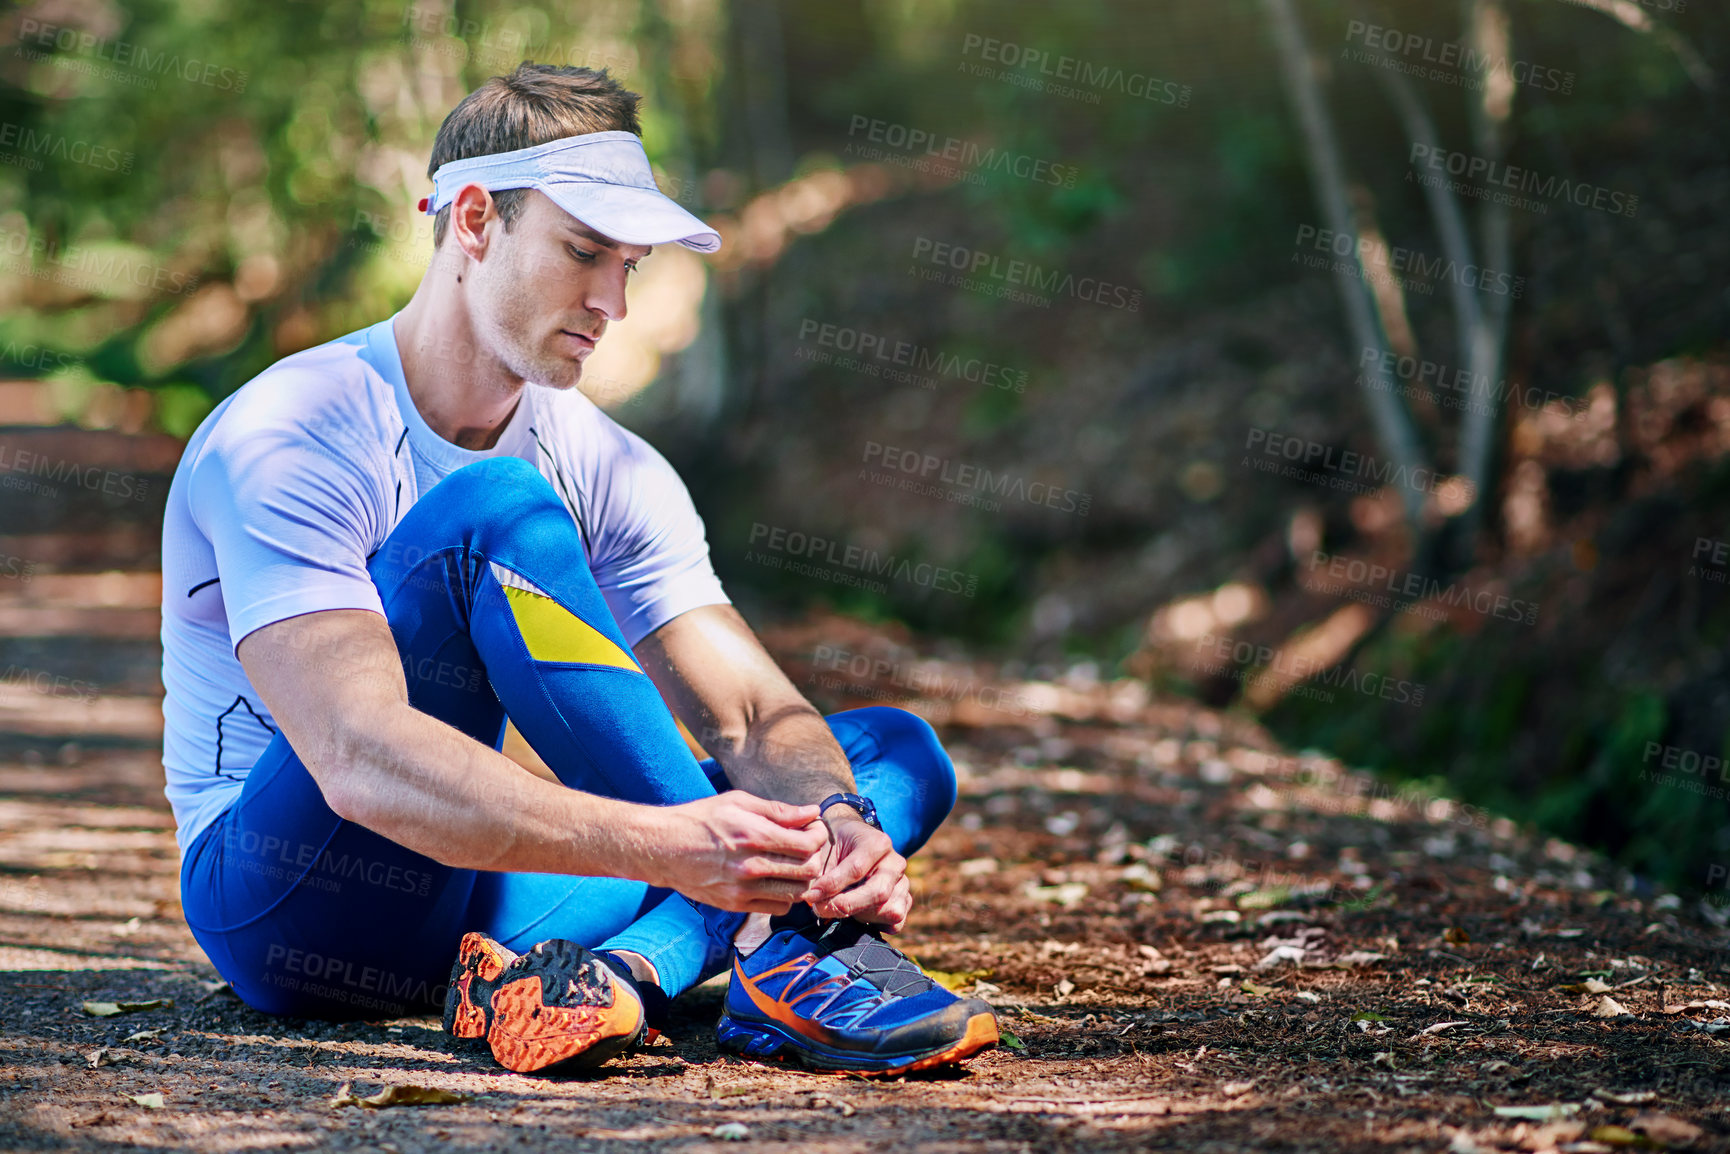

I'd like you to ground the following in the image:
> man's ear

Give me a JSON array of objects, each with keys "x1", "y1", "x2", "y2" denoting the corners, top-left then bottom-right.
[{"x1": 449, "y1": 184, "x2": 498, "y2": 260}]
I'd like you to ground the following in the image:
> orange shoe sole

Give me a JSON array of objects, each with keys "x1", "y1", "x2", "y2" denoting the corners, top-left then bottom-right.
[
  {"x1": 483, "y1": 939, "x2": 645, "y2": 1074},
  {"x1": 443, "y1": 931, "x2": 517, "y2": 1040},
  {"x1": 889, "y1": 1010, "x2": 1000, "y2": 1075}
]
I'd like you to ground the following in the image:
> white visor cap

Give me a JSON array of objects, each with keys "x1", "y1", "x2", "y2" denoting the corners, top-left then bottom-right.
[{"x1": 421, "y1": 130, "x2": 721, "y2": 254}]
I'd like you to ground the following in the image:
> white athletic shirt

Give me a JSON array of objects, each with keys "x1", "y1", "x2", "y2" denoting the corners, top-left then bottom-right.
[{"x1": 159, "y1": 314, "x2": 731, "y2": 857}]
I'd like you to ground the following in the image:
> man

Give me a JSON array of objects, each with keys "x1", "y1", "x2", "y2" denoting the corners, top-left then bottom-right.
[{"x1": 160, "y1": 63, "x2": 997, "y2": 1077}]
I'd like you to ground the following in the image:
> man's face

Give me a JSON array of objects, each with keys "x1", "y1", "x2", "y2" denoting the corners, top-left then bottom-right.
[{"x1": 464, "y1": 189, "x2": 650, "y2": 391}]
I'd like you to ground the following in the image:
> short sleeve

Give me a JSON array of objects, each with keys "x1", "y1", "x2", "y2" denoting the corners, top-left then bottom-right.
[
  {"x1": 587, "y1": 428, "x2": 731, "y2": 647},
  {"x1": 187, "y1": 386, "x2": 390, "y2": 652}
]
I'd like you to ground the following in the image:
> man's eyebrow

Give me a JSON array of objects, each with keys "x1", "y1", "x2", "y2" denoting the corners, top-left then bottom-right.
[{"x1": 566, "y1": 224, "x2": 619, "y2": 249}]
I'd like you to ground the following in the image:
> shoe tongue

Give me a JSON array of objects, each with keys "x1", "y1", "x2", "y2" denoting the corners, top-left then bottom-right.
[{"x1": 811, "y1": 920, "x2": 935, "y2": 999}]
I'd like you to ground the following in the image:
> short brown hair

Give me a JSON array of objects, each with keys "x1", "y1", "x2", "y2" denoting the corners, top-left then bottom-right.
[{"x1": 427, "y1": 63, "x2": 643, "y2": 247}]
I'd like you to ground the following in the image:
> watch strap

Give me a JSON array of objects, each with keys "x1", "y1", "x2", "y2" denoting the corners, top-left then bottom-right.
[{"x1": 817, "y1": 792, "x2": 881, "y2": 830}]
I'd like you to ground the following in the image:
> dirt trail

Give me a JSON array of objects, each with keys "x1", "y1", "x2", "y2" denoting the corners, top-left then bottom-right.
[{"x1": 2, "y1": 609, "x2": 1728, "y2": 1152}]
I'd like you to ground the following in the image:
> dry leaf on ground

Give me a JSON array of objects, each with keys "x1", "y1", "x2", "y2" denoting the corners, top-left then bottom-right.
[
  {"x1": 329, "y1": 1082, "x2": 470, "y2": 1109},
  {"x1": 81, "y1": 999, "x2": 171, "y2": 1017}
]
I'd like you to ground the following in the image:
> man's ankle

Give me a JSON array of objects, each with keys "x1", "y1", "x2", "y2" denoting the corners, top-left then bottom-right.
[
  {"x1": 732, "y1": 912, "x2": 774, "y2": 957},
  {"x1": 605, "y1": 949, "x2": 660, "y2": 989}
]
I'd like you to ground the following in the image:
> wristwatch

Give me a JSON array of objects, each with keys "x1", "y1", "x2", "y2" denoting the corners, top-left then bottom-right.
[{"x1": 817, "y1": 792, "x2": 881, "y2": 831}]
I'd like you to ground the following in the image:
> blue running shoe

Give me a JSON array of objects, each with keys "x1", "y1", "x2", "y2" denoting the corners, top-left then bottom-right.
[{"x1": 717, "y1": 919, "x2": 998, "y2": 1075}]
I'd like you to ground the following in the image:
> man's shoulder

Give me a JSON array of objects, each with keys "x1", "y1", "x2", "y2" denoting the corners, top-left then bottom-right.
[{"x1": 202, "y1": 328, "x2": 397, "y2": 453}]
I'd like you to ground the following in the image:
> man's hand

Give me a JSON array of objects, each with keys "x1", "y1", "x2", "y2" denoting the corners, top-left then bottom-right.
[
  {"x1": 802, "y1": 811, "x2": 912, "y2": 932},
  {"x1": 659, "y1": 791, "x2": 831, "y2": 914}
]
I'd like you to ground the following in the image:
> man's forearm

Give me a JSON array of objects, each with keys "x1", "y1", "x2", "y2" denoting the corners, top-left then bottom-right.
[
  {"x1": 321, "y1": 704, "x2": 666, "y2": 882},
  {"x1": 706, "y1": 703, "x2": 858, "y2": 809}
]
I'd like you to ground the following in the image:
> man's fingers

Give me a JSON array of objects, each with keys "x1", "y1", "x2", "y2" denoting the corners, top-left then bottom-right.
[
  {"x1": 739, "y1": 813, "x2": 829, "y2": 859},
  {"x1": 738, "y1": 854, "x2": 821, "y2": 882},
  {"x1": 808, "y1": 840, "x2": 898, "y2": 902},
  {"x1": 824, "y1": 865, "x2": 898, "y2": 918},
  {"x1": 732, "y1": 792, "x2": 822, "y2": 829}
]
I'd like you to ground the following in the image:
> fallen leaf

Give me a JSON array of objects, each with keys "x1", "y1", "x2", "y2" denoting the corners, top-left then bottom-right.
[
  {"x1": 922, "y1": 966, "x2": 992, "y2": 992},
  {"x1": 1210, "y1": 964, "x2": 1245, "y2": 977},
  {"x1": 1335, "y1": 951, "x2": 1388, "y2": 967},
  {"x1": 81, "y1": 999, "x2": 171, "y2": 1018},
  {"x1": 120, "y1": 1028, "x2": 166, "y2": 1045},
  {"x1": 1199, "y1": 909, "x2": 1241, "y2": 925},
  {"x1": 1592, "y1": 1089, "x2": 1658, "y2": 1106},
  {"x1": 1119, "y1": 862, "x2": 1162, "y2": 891},
  {"x1": 1592, "y1": 996, "x2": 1632, "y2": 1018},
  {"x1": 1294, "y1": 991, "x2": 1321, "y2": 1003},
  {"x1": 712, "y1": 1122, "x2": 750, "y2": 1141},
  {"x1": 1662, "y1": 999, "x2": 1730, "y2": 1015},
  {"x1": 999, "y1": 1029, "x2": 1027, "y2": 1051},
  {"x1": 1221, "y1": 1080, "x2": 1255, "y2": 1097},
  {"x1": 1586, "y1": 1125, "x2": 1647, "y2": 1147},
  {"x1": 1493, "y1": 1103, "x2": 1582, "y2": 1121},
  {"x1": 1629, "y1": 1111, "x2": 1703, "y2": 1147},
  {"x1": 1023, "y1": 881, "x2": 1090, "y2": 908},
  {"x1": 958, "y1": 857, "x2": 998, "y2": 877},
  {"x1": 1420, "y1": 1021, "x2": 1469, "y2": 1036},
  {"x1": 1559, "y1": 979, "x2": 1614, "y2": 995},
  {"x1": 1240, "y1": 981, "x2": 1277, "y2": 997},
  {"x1": 127, "y1": 1093, "x2": 165, "y2": 1110},
  {"x1": 330, "y1": 1082, "x2": 470, "y2": 1109},
  {"x1": 1053, "y1": 978, "x2": 1076, "y2": 998},
  {"x1": 1255, "y1": 946, "x2": 1307, "y2": 971},
  {"x1": 1350, "y1": 1011, "x2": 1389, "y2": 1022},
  {"x1": 86, "y1": 1048, "x2": 121, "y2": 1069},
  {"x1": 1444, "y1": 927, "x2": 1471, "y2": 945},
  {"x1": 1236, "y1": 888, "x2": 1290, "y2": 911}
]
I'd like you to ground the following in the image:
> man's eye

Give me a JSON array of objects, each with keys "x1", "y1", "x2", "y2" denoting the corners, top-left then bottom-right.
[{"x1": 568, "y1": 245, "x2": 597, "y2": 263}]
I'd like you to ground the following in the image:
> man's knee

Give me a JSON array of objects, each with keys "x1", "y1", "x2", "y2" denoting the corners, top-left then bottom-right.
[
  {"x1": 426, "y1": 456, "x2": 560, "y2": 519},
  {"x1": 377, "y1": 457, "x2": 575, "y2": 572},
  {"x1": 839, "y1": 706, "x2": 958, "y2": 841}
]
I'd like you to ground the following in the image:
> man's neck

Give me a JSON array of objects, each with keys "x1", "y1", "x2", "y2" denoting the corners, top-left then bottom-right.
[{"x1": 393, "y1": 266, "x2": 524, "y2": 451}]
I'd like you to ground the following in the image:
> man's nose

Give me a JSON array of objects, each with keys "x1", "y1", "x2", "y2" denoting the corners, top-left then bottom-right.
[{"x1": 585, "y1": 268, "x2": 629, "y2": 322}]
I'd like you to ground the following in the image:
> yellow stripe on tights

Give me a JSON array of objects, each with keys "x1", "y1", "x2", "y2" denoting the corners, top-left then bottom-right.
[{"x1": 500, "y1": 586, "x2": 641, "y2": 672}]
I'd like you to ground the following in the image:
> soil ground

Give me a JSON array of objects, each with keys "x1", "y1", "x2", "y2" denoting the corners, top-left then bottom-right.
[{"x1": 2, "y1": 608, "x2": 1728, "y2": 1153}]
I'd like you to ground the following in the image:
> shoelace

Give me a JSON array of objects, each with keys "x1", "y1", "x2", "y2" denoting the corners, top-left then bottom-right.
[{"x1": 795, "y1": 920, "x2": 936, "y2": 1024}]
